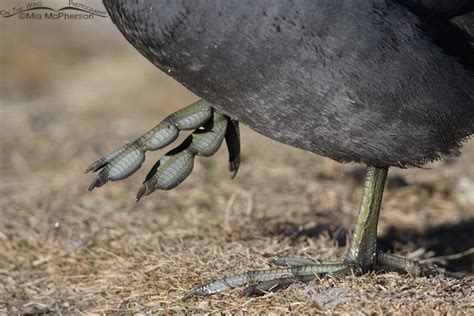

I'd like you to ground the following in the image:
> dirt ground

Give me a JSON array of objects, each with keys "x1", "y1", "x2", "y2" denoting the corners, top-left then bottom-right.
[{"x1": 1, "y1": 2, "x2": 473, "y2": 314}]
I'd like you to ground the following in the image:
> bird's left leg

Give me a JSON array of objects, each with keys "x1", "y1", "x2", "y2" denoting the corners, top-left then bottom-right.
[
  {"x1": 86, "y1": 100, "x2": 240, "y2": 196},
  {"x1": 136, "y1": 110, "x2": 237, "y2": 200}
]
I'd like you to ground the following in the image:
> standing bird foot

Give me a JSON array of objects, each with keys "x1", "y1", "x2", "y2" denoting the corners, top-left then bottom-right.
[
  {"x1": 183, "y1": 251, "x2": 425, "y2": 299},
  {"x1": 86, "y1": 100, "x2": 240, "y2": 198},
  {"x1": 183, "y1": 166, "x2": 430, "y2": 299}
]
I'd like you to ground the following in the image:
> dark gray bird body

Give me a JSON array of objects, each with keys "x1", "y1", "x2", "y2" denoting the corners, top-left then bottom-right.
[{"x1": 103, "y1": 0, "x2": 474, "y2": 167}]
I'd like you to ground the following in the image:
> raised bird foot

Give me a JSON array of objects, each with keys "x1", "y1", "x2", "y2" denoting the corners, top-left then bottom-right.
[
  {"x1": 85, "y1": 100, "x2": 240, "y2": 199},
  {"x1": 183, "y1": 251, "x2": 425, "y2": 299}
]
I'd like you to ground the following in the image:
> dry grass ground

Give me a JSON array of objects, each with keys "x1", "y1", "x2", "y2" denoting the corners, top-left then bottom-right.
[{"x1": 1, "y1": 3, "x2": 473, "y2": 314}]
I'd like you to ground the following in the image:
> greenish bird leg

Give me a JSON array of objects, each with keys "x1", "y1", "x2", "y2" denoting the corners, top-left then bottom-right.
[
  {"x1": 183, "y1": 165, "x2": 425, "y2": 299},
  {"x1": 345, "y1": 166, "x2": 387, "y2": 270},
  {"x1": 344, "y1": 166, "x2": 422, "y2": 276},
  {"x1": 86, "y1": 99, "x2": 240, "y2": 196}
]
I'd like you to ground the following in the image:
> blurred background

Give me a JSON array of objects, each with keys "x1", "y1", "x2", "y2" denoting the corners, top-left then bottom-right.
[{"x1": 1, "y1": 0, "x2": 473, "y2": 313}]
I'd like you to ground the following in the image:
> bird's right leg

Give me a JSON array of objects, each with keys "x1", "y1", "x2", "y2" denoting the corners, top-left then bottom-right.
[{"x1": 183, "y1": 166, "x2": 426, "y2": 299}]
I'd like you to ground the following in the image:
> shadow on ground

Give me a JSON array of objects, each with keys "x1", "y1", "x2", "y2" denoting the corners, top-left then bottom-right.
[
  {"x1": 262, "y1": 217, "x2": 474, "y2": 273},
  {"x1": 379, "y1": 220, "x2": 474, "y2": 273}
]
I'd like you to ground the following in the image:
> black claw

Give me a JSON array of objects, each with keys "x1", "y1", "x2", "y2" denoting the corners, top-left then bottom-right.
[
  {"x1": 182, "y1": 286, "x2": 211, "y2": 301},
  {"x1": 88, "y1": 168, "x2": 109, "y2": 191},
  {"x1": 181, "y1": 291, "x2": 195, "y2": 301},
  {"x1": 85, "y1": 159, "x2": 108, "y2": 174},
  {"x1": 85, "y1": 163, "x2": 98, "y2": 174},
  {"x1": 88, "y1": 177, "x2": 101, "y2": 191},
  {"x1": 229, "y1": 158, "x2": 240, "y2": 179},
  {"x1": 136, "y1": 182, "x2": 152, "y2": 202},
  {"x1": 136, "y1": 185, "x2": 146, "y2": 202}
]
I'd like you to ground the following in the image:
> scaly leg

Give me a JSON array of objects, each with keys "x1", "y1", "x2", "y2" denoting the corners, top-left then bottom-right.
[
  {"x1": 183, "y1": 166, "x2": 425, "y2": 299},
  {"x1": 136, "y1": 110, "x2": 228, "y2": 200},
  {"x1": 86, "y1": 110, "x2": 424, "y2": 298},
  {"x1": 86, "y1": 100, "x2": 240, "y2": 197}
]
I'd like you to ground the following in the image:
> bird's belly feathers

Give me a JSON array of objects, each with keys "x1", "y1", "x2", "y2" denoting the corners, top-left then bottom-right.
[{"x1": 105, "y1": 0, "x2": 474, "y2": 167}]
